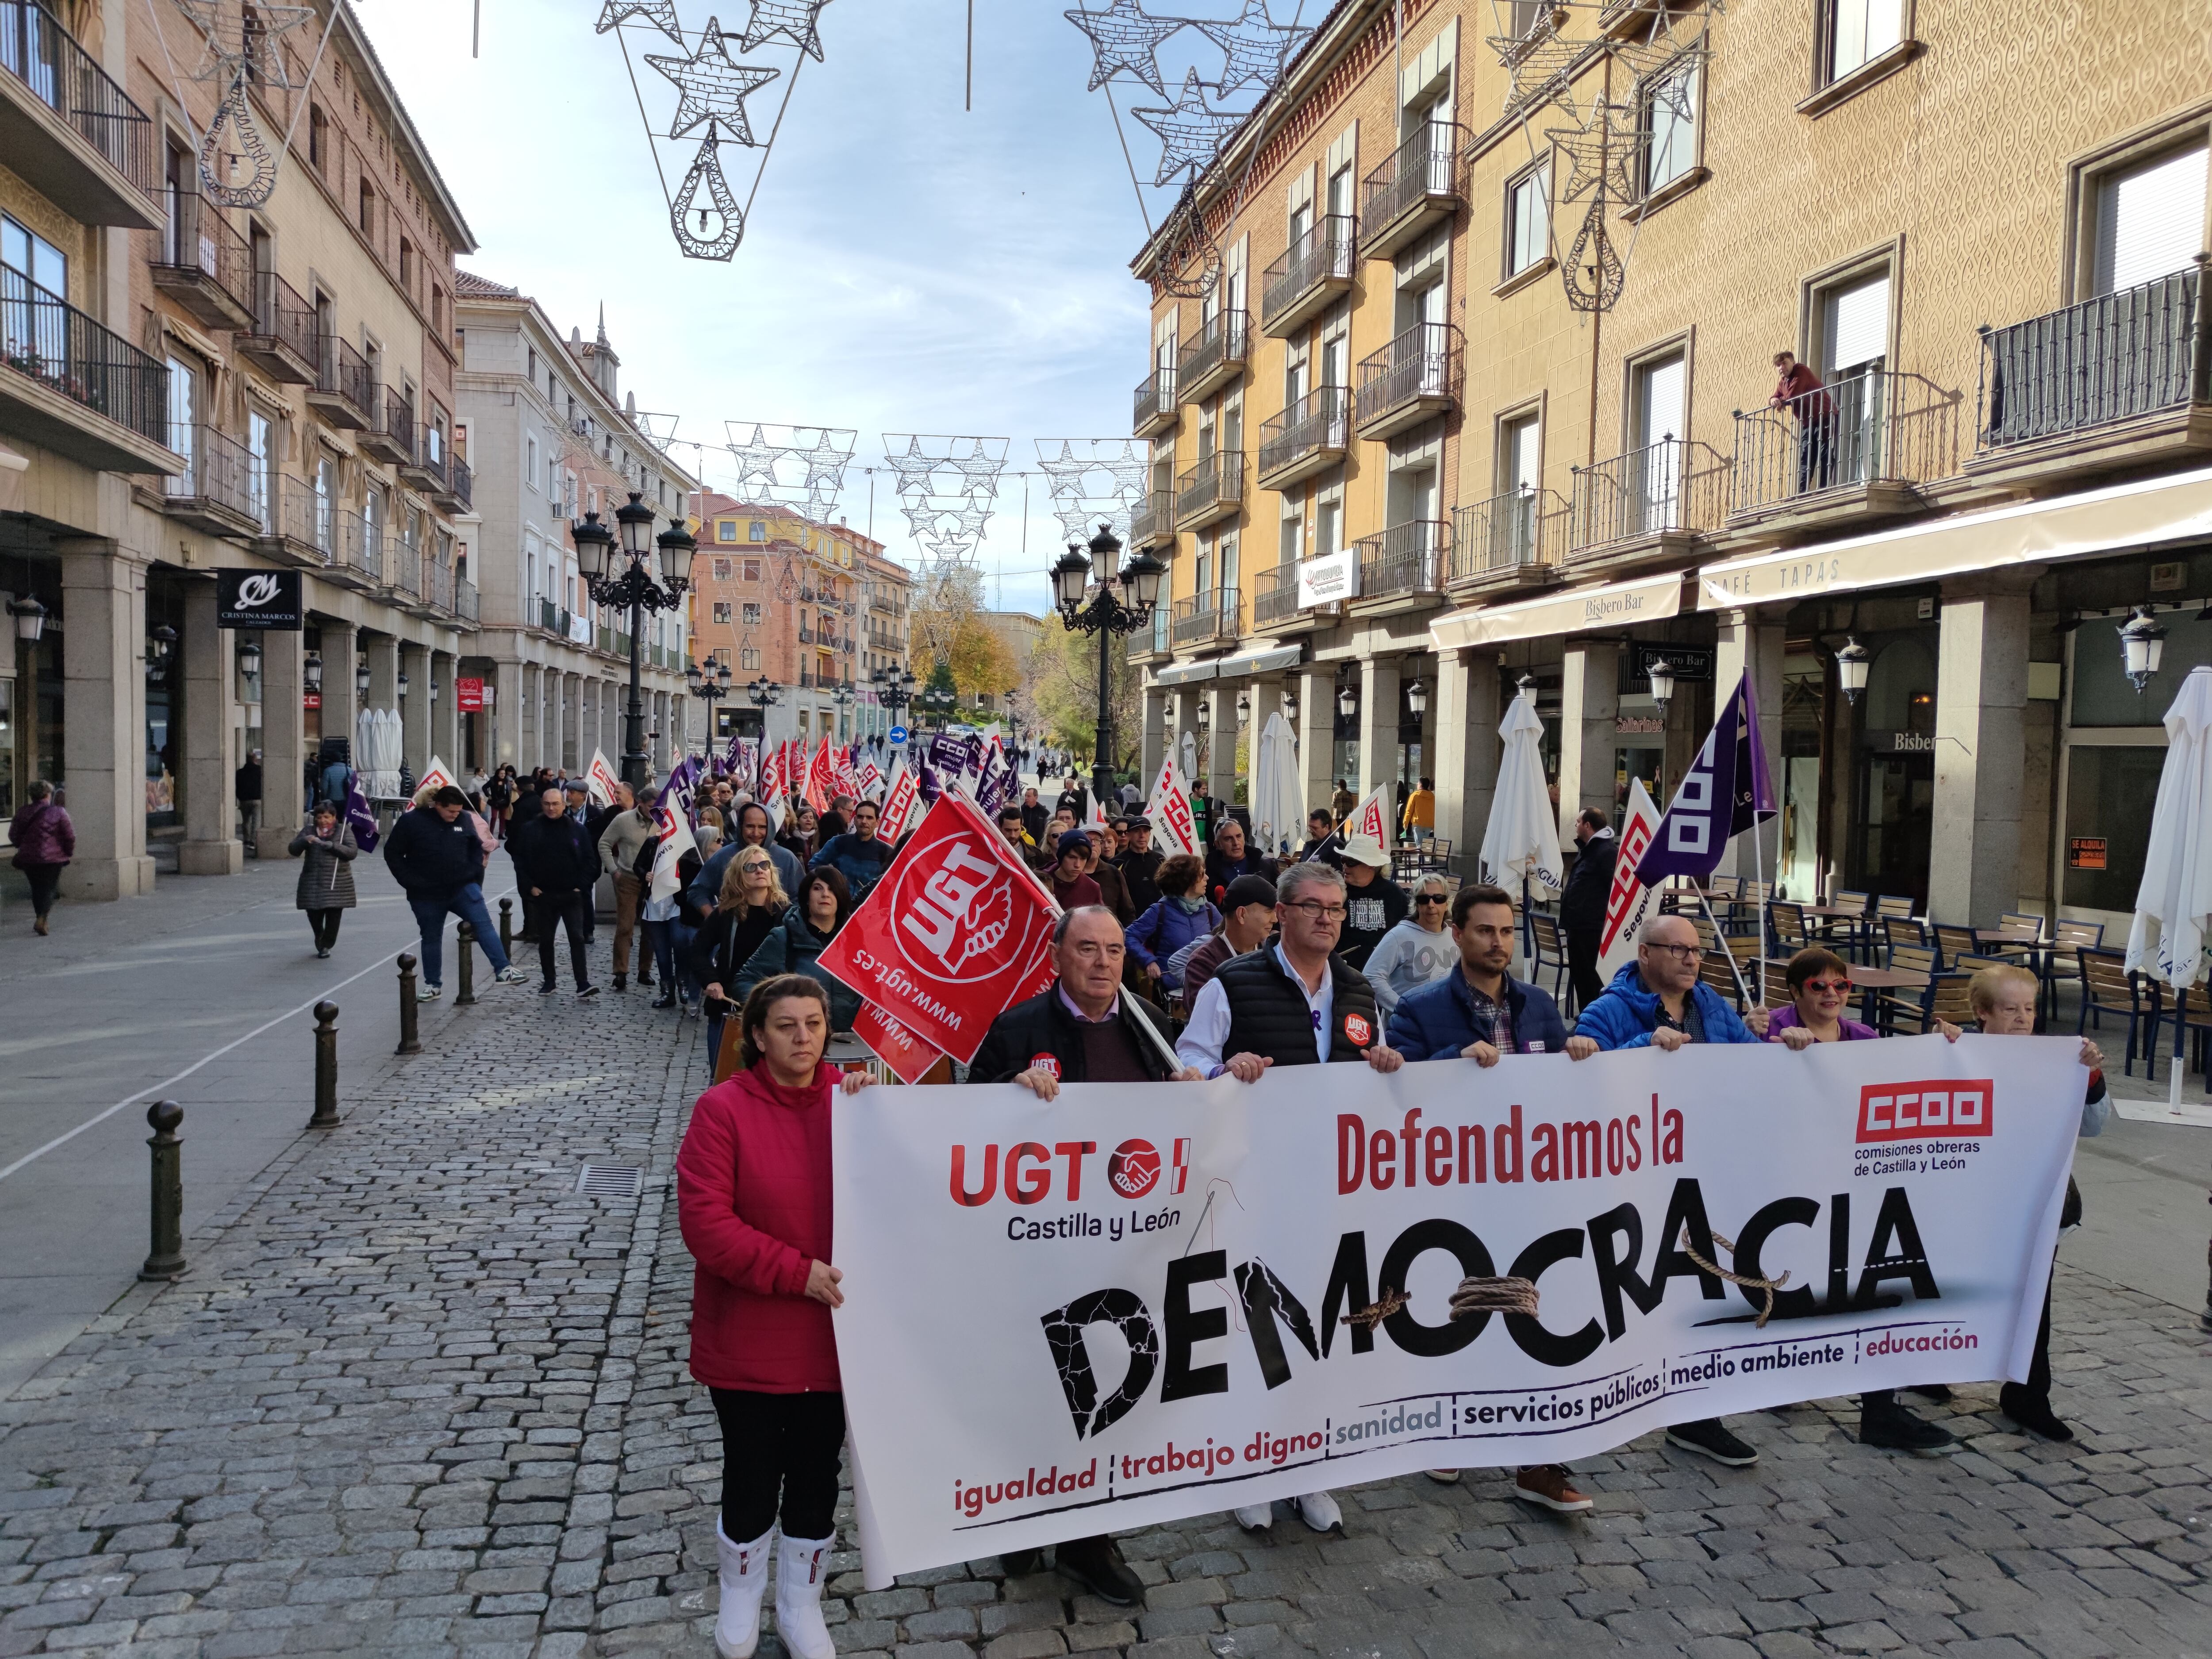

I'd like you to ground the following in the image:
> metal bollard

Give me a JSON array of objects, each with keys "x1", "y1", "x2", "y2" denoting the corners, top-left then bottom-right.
[
  {"x1": 139, "y1": 1102, "x2": 186, "y2": 1282},
  {"x1": 309, "y1": 1002, "x2": 340, "y2": 1128},
  {"x1": 456, "y1": 921, "x2": 477, "y2": 1006},
  {"x1": 396, "y1": 952, "x2": 422, "y2": 1055},
  {"x1": 499, "y1": 896, "x2": 513, "y2": 957}
]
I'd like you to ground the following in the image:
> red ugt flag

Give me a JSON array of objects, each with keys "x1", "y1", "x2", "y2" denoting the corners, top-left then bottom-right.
[
  {"x1": 804, "y1": 738, "x2": 834, "y2": 812},
  {"x1": 816, "y1": 790, "x2": 1060, "y2": 1064}
]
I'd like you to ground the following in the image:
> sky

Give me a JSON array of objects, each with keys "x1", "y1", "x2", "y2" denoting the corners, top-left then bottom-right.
[{"x1": 350, "y1": 0, "x2": 1271, "y2": 615}]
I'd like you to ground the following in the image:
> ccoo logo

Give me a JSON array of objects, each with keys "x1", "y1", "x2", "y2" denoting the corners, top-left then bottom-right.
[{"x1": 890, "y1": 830, "x2": 1046, "y2": 985}]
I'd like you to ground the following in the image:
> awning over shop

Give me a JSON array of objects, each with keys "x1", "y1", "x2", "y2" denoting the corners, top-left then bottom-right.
[
  {"x1": 1150, "y1": 659, "x2": 1219, "y2": 687},
  {"x1": 1428, "y1": 572, "x2": 1685, "y2": 651},
  {"x1": 1214, "y1": 642, "x2": 1304, "y2": 677},
  {"x1": 1697, "y1": 463, "x2": 2212, "y2": 610}
]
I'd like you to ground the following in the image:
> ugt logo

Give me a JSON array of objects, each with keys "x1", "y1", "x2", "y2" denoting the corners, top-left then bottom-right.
[{"x1": 893, "y1": 831, "x2": 1044, "y2": 984}]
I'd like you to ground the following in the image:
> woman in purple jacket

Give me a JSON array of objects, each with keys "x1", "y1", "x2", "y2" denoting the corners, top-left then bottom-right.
[
  {"x1": 8, "y1": 781, "x2": 73, "y2": 937},
  {"x1": 1766, "y1": 947, "x2": 1961, "y2": 1048}
]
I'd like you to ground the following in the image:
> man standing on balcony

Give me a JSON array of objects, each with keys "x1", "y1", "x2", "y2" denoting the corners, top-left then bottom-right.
[{"x1": 1770, "y1": 351, "x2": 1836, "y2": 494}]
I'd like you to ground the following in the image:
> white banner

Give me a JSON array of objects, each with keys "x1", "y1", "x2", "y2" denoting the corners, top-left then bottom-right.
[
  {"x1": 835, "y1": 1037, "x2": 2083, "y2": 1584},
  {"x1": 1298, "y1": 549, "x2": 1358, "y2": 606}
]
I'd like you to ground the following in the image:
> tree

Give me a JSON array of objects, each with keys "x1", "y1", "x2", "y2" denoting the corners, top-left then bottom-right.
[{"x1": 1027, "y1": 622, "x2": 1141, "y2": 779}]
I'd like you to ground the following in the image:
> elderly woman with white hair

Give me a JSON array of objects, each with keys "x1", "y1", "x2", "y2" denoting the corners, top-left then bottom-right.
[{"x1": 1361, "y1": 871, "x2": 1456, "y2": 1016}]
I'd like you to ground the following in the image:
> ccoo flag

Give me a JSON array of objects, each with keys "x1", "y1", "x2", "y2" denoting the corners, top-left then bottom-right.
[{"x1": 1635, "y1": 670, "x2": 1776, "y2": 888}]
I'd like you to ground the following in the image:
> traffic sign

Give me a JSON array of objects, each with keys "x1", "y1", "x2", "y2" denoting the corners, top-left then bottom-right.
[{"x1": 889, "y1": 724, "x2": 909, "y2": 744}]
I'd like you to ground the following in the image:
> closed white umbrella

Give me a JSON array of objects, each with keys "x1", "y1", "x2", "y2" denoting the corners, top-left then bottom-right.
[
  {"x1": 1482, "y1": 687, "x2": 1563, "y2": 972},
  {"x1": 1251, "y1": 710, "x2": 1304, "y2": 859},
  {"x1": 1179, "y1": 728, "x2": 1199, "y2": 791},
  {"x1": 2123, "y1": 664, "x2": 2212, "y2": 1106}
]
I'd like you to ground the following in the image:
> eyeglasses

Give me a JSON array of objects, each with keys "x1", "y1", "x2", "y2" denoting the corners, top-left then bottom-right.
[
  {"x1": 1644, "y1": 942, "x2": 1704, "y2": 963},
  {"x1": 1804, "y1": 978, "x2": 1853, "y2": 994},
  {"x1": 1416, "y1": 894, "x2": 1448, "y2": 905},
  {"x1": 1284, "y1": 901, "x2": 1348, "y2": 922}
]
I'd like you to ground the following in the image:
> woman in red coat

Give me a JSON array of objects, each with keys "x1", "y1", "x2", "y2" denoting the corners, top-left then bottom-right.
[{"x1": 678, "y1": 973, "x2": 868, "y2": 1659}]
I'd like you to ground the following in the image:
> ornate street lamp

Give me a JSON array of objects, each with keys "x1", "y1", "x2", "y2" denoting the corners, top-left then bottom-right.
[
  {"x1": 9, "y1": 595, "x2": 45, "y2": 642},
  {"x1": 1235, "y1": 690, "x2": 1250, "y2": 724},
  {"x1": 1052, "y1": 522, "x2": 1166, "y2": 805},
  {"x1": 1336, "y1": 680, "x2": 1358, "y2": 718},
  {"x1": 1405, "y1": 678, "x2": 1427, "y2": 716},
  {"x1": 1644, "y1": 657, "x2": 1677, "y2": 719},
  {"x1": 355, "y1": 657, "x2": 371, "y2": 699},
  {"x1": 237, "y1": 639, "x2": 262, "y2": 680},
  {"x1": 747, "y1": 676, "x2": 782, "y2": 710},
  {"x1": 146, "y1": 624, "x2": 177, "y2": 682},
  {"x1": 2119, "y1": 605, "x2": 2167, "y2": 694},
  {"x1": 303, "y1": 652, "x2": 323, "y2": 694},
  {"x1": 1834, "y1": 638, "x2": 1870, "y2": 705},
  {"x1": 1282, "y1": 686, "x2": 1298, "y2": 724},
  {"x1": 573, "y1": 491, "x2": 696, "y2": 788}
]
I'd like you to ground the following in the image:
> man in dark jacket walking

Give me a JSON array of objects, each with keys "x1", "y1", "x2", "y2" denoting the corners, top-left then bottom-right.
[
  {"x1": 383, "y1": 785, "x2": 526, "y2": 1000},
  {"x1": 1559, "y1": 809, "x2": 1617, "y2": 1012},
  {"x1": 511, "y1": 784, "x2": 603, "y2": 995},
  {"x1": 1113, "y1": 816, "x2": 1163, "y2": 912},
  {"x1": 234, "y1": 749, "x2": 263, "y2": 856},
  {"x1": 966, "y1": 907, "x2": 1201, "y2": 1609},
  {"x1": 1388, "y1": 884, "x2": 1570, "y2": 1060},
  {"x1": 809, "y1": 800, "x2": 895, "y2": 899}
]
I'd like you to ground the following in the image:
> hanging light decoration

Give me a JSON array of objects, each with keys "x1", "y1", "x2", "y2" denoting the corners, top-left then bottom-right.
[
  {"x1": 1644, "y1": 658, "x2": 1676, "y2": 719},
  {"x1": 2118, "y1": 605, "x2": 2168, "y2": 694},
  {"x1": 1405, "y1": 678, "x2": 1428, "y2": 716},
  {"x1": 1834, "y1": 638, "x2": 1870, "y2": 705}
]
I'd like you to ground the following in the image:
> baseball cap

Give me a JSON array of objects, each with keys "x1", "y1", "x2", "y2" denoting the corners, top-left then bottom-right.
[
  {"x1": 1224, "y1": 873, "x2": 1278, "y2": 910},
  {"x1": 1126, "y1": 814, "x2": 1151, "y2": 830},
  {"x1": 1339, "y1": 835, "x2": 1390, "y2": 868}
]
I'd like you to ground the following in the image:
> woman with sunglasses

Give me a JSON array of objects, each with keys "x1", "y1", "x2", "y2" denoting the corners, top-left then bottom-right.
[
  {"x1": 1362, "y1": 872, "x2": 1457, "y2": 1017},
  {"x1": 1767, "y1": 948, "x2": 1960, "y2": 1049},
  {"x1": 693, "y1": 850, "x2": 789, "y2": 1072}
]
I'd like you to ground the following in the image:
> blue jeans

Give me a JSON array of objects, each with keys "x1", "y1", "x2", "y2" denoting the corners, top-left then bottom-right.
[
  {"x1": 642, "y1": 918, "x2": 679, "y2": 991},
  {"x1": 407, "y1": 883, "x2": 511, "y2": 986}
]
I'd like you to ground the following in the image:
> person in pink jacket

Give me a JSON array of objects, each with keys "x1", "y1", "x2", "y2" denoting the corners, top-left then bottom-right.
[{"x1": 678, "y1": 973, "x2": 868, "y2": 1659}]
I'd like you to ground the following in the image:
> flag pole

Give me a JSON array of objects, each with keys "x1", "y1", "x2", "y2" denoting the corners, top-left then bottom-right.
[{"x1": 1691, "y1": 878, "x2": 1756, "y2": 1010}]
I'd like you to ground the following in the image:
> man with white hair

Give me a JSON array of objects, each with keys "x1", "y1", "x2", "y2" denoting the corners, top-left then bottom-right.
[{"x1": 1176, "y1": 860, "x2": 1400, "y2": 1538}]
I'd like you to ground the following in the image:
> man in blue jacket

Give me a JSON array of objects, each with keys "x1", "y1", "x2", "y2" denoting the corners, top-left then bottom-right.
[
  {"x1": 383, "y1": 785, "x2": 527, "y2": 1000},
  {"x1": 1387, "y1": 883, "x2": 1569, "y2": 1061},
  {"x1": 1567, "y1": 910, "x2": 1766, "y2": 1472},
  {"x1": 809, "y1": 799, "x2": 895, "y2": 899}
]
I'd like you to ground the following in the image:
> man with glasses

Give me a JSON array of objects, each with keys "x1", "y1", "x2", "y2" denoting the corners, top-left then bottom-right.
[
  {"x1": 1566, "y1": 911, "x2": 1765, "y2": 1470},
  {"x1": 1175, "y1": 861, "x2": 1400, "y2": 1539}
]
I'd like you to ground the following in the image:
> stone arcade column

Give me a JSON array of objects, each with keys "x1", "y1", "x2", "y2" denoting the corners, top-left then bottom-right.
[
  {"x1": 177, "y1": 578, "x2": 242, "y2": 875},
  {"x1": 1356, "y1": 656, "x2": 1399, "y2": 806},
  {"x1": 1435, "y1": 649, "x2": 1502, "y2": 879},
  {"x1": 1298, "y1": 667, "x2": 1334, "y2": 821},
  {"x1": 1556, "y1": 640, "x2": 1621, "y2": 854},
  {"x1": 1928, "y1": 577, "x2": 2034, "y2": 928},
  {"x1": 56, "y1": 539, "x2": 153, "y2": 899},
  {"x1": 1202, "y1": 682, "x2": 1237, "y2": 809},
  {"x1": 398, "y1": 641, "x2": 431, "y2": 782}
]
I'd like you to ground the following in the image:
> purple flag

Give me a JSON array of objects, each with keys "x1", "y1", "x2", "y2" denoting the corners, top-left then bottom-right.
[
  {"x1": 975, "y1": 739, "x2": 1012, "y2": 818},
  {"x1": 1635, "y1": 671, "x2": 1776, "y2": 888},
  {"x1": 664, "y1": 755, "x2": 703, "y2": 826},
  {"x1": 927, "y1": 731, "x2": 975, "y2": 780},
  {"x1": 342, "y1": 772, "x2": 380, "y2": 853},
  {"x1": 918, "y1": 763, "x2": 943, "y2": 806}
]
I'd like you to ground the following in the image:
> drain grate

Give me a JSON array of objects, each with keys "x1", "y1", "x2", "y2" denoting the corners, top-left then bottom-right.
[{"x1": 576, "y1": 1162, "x2": 644, "y2": 1200}]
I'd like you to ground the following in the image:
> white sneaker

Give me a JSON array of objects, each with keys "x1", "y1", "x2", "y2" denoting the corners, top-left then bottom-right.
[
  {"x1": 774, "y1": 1532, "x2": 837, "y2": 1659},
  {"x1": 493, "y1": 967, "x2": 529, "y2": 985},
  {"x1": 1295, "y1": 1492, "x2": 1344, "y2": 1533},
  {"x1": 416, "y1": 983, "x2": 442, "y2": 1002},
  {"x1": 1232, "y1": 1503, "x2": 1273, "y2": 1531},
  {"x1": 714, "y1": 1521, "x2": 772, "y2": 1659}
]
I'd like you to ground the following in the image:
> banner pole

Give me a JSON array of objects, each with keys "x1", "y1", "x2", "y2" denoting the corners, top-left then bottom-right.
[
  {"x1": 1694, "y1": 879, "x2": 1755, "y2": 1010},
  {"x1": 1748, "y1": 817, "x2": 1767, "y2": 1007}
]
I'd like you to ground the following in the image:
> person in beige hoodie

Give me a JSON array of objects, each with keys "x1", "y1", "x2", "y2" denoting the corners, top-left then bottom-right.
[{"x1": 597, "y1": 786, "x2": 661, "y2": 991}]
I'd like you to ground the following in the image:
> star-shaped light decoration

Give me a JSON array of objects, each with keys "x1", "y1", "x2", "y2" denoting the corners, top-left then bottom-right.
[
  {"x1": 598, "y1": 0, "x2": 687, "y2": 46},
  {"x1": 648, "y1": 21, "x2": 781, "y2": 144},
  {"x1": 1037, "y1": 441, "x2": 1094, "y2": 502},
  {"x1": 1098, "y1": 441, "x2": 1151, "y2": 496},
  {"x1": 1130, "y1": 69, "x2": 1245, "y2": 185},
  {"x1": 1063, "y1": 0, "x2": 1184, "y2": 96},
  {"x1": 1196, "y1": 0, "x2": 1308, "y2": 97},
  {"x1": 727, "y1": 423, "x2": 787, "y2": 488},
  {"x1": 737, "y1": 0, "x2": 830, "y2": 61},
  {"x1": 882, "y1": 436, "x2": 945, "y2": 495},
  {"x1": 794, "y1": 429, "x2": 855, "y2": 492},
  {"x1": 945, "y1": 438, "x2": 1007, "y2": 488}
]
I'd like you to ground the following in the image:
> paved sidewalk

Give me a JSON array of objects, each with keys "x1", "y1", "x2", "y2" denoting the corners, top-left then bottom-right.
[{"x1": 2, "y1": 984, "x2": 2209, "y2": 1657}]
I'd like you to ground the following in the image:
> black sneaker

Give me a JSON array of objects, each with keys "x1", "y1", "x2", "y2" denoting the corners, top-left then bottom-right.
[
  {"x1": 1999, "y1": 1383, "x2": 2074, "y2": 1442},
  {"x1": 1053, "y1": 1535, "x2": 1144, "y2": 1607},
  {"x1": 651, "y1": 992, "x2": 676, "y2": 1009},
  {"x1": 1859, "y1": 1399, "x2": 1959, "y2": 1455},
  {"x1": 1665, "y1": 1418, "x2": 1759, "y2": 1467},
  {"x1": 1909, "y1": 1383, "x2": 1954, "y2": 1404},
  {"x1": 538, "y1": 981, "x2": 558, "y2": 995},
  {"x1": 577, "y1": 983, "x2": 600, "y2": 998}
]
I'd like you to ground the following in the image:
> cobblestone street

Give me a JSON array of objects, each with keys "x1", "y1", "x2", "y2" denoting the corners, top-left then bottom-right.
[{"x1": 2, "y1": 979, "x2": 2209, "y2": 1659}]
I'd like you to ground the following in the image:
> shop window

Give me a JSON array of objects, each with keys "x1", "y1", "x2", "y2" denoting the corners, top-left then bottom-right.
[{"x1": 2063, "y1": 745, "x2": 2167, "y2": 913}]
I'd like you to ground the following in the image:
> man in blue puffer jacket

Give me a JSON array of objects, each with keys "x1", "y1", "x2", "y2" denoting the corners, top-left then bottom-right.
[
  {"x1": 1388, "y1": 883, "x2": 1569, "y2": 1060},
  {"x1": 1566, "y1": 910, "x2": 1768, "y2": 1475}
]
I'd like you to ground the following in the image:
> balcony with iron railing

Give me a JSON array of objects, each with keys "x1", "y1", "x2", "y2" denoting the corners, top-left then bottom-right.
[
  {"x1": 1355, "y1": 323, "x2": 1462, "y2": 440},
  {"x1": 255, "y1": 472, "x2": 338, "y2": 568},
  {"x1": 1171, "y1": 587, "x2": 1240, "y2": 649},
  {"x1": 1731, "y1": 369, "x2": 1961, "y2": 534},
  {"x1": 0, "y1": 0, "x2": 161, "y2": 228},
  {"x1": 388, "y1": 539, "x2": 420, "y2": 600},
  {"x1": 1134, "y1": 364, "x2": 1177, "y2": 438},
  {"x1": 1129, "y1": 488, "x2": 1175, "y2": 550},
  {"x1": 1177, "y1": 309, "x2": 1249, "y2": 404},
  {"x1": 0, "y1": 263, "x2": 175, "y2": 472},
  {"x1": 1261, "y1": 215, "x2": 1357, "y2": 337},
  {"x1": 1126, "y1": 607, "x2": 1171, "y2": 662},
  {"x1": 149, "y1": 193, "x2": 253, "y2": 329},
  {"x1": 161, "y1": 422, "x2": 259, "y2": 537},
  {"x1": 1251, "y1": 562, "x2": 1306, "y2": 629},
  {"x1": 456, "y1": 581, "x2": 480, "y2": 626},
  {"x1": 337, "y1": 510, "x2": 382, "y2": 588},
  {"x1": 1972, "y1": 260, "x2": 2211, "y2": 480},
  {"x1": 401, "y1": 423, "x2": 446, "y2": 493},
  {"x1": 1450, "y1": 486, "x2": 1568, "y2": 590},
  {"x1": 445, "y1": 453, "x2": 472, "y2": 511},
  {"x1": 307, "y1": 333, "x2": 372, "y2": 429},
  {"x1": 539, "y1": 597, "x2": 561, "y2": 634},
  {"x1": 1256, "y1": 385, "x2": 1349, "y2": 489},
  {"x1": 425, "y1": 559, "x2": 454, "y2": 614},
  {"x1": 1174, "y1": 449, "x2": 1243, "y2": 529},
  {"x1": 1569, "y1": 437, "x2": 1732, "y2": 563},
  {"x1": 358, "y1": 386, "x2": 415, "y2": 466},
  {"x1": 1353, "y1": 520, "x2": 1450, "y2": 610},
  {"x1": 238, "y1": 269, "x2": 317, "y2": 384},
  {"x1": 1360, "y1": 122, "x2": 1464, "y2": 259}
]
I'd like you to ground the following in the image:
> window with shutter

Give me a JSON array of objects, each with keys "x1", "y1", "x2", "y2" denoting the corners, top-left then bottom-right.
[
  {"x1": 2093, "y1": 144, "x2": 2209, "y2": 295},
  {"x1": 1822, "y1": 271, "x2": 1891, "y2": 373}
]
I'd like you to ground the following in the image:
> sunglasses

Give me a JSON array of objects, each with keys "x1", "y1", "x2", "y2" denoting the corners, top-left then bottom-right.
[
  {"x1": 1416, "y1": 894, "x2": 1448, "y2": 905},
  {"x1": 1804, "y1": 977, "x2": 1853, "y2": 994}
]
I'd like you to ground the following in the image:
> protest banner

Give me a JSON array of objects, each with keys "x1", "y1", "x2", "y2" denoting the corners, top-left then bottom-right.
[
  {"x1": 1144, "y1": 756, "x2": 1201, "y2": 858},
  {"x1": 835, "y1": 1035, "x2": 2084, "y2": 1584},
  {"x1": 816, "y1": 790, "x2": 1060, "y2": 1063},
  {"x1": 1597, "y1": 778, "x2": 1663, "y2": 984}
]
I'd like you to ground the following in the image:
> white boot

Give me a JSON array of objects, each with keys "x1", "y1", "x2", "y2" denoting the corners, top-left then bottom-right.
[
  {"x1": 774, "y1": 1532, "x2": 837, "y2": 1659},
  {"x1": 714, "y1": 1521, "x2": 773, "y2": 1659}
]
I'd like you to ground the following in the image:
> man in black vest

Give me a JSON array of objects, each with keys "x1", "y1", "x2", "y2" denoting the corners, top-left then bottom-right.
[
  {"x1": 966, "y1": 907, "x2": 1202, "y2": 1608},
  {"x1": 1173, "y1": 861, "x2": 1400, "y2": 1536}
]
